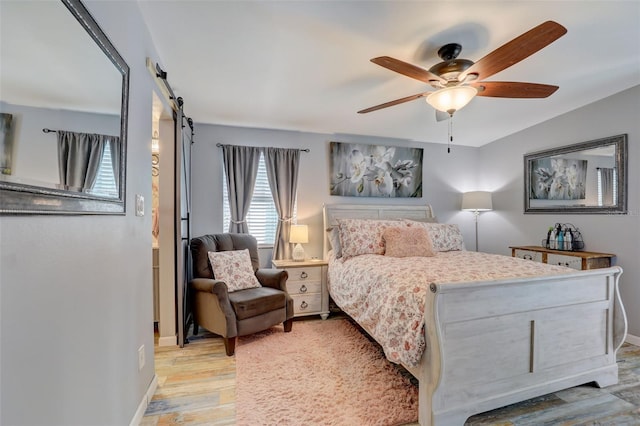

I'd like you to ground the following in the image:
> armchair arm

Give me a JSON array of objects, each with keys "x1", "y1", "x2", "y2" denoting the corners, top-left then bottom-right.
[
  {"x1": 191, "y1": 277, "x2": 226, "y2": 293},
  {"x1": 256, "y1": 268, "x2": 294, "y2": 321},
  {"x1": 255, "y1": 268, "x2": 288, "y2": 291},
  {"x1": 190, "y1": 278, "x2": 237, "y2": 338}
]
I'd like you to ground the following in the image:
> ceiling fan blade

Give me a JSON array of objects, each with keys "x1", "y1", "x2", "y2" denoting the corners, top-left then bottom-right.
[
  {"x1": 357, "y1": 92, "x2": 430, "y2": 114},
  {"x1": 371, "y1": 56, "x2": 446, "y2": 85},
  {"x1": 435, "y1": 110, "x2": 449, "y2": 122},
  {"x1": 472, "y1": 81, "x2": 559, "y2": 98},
  {"x1": 460, "y1": 21, "x2": 567, "y2": 82}
]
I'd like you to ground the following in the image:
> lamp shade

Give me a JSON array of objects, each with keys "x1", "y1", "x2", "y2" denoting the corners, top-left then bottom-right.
[
  {"x1": 426, "y1": 86, "x2": 478, "y2": 114},
  {"x1": 462, "y1": 191, "x2": 493, "y2": 211},
  {"x1": 289, "y1": 224, "x2": 309, "y2": 244}
]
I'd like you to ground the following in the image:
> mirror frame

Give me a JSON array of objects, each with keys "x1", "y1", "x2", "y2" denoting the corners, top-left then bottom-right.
[
  {"x1": 524, "y1": 134, "x2": 627, "y2": 214},
  {"x1": 0, "y1": 0, "x2": 129, "y2": 215}
]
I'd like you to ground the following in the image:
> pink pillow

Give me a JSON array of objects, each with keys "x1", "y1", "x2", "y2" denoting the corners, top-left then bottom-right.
[
  {"x1": 337, "y1": 218, "x2": 407, "y2": 259},
  {"x1": 405, "y1": 220, "x2": 465, "y2": 252},
  {"x1": 383, "y1": 226, "x2": 435, "y2": 258},
  {"x1": 208, "y1": 249, "x2": 261, "y2": 292}
]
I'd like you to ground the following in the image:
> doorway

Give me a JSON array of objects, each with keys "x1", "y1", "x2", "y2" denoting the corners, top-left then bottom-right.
[
  {"x1": 149, "y1": 69, "x2": 194, "y2": 350},
  {"x1": 151, "y1": 90, "x2": 178, "y2": 347}
]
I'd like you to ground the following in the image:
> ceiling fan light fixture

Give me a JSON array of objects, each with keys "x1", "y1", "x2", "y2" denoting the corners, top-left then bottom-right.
[{"x1": 426, "y1": 86, "x2": 478, "y2": 115}]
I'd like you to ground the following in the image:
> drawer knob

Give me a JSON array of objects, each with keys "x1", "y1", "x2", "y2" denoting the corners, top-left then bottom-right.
[
  {"x1": 300, "y1": 284, "x2": 307, "y2": 293},
  {"x1": 300, "y1": 301, "x2": 308, "y2": 309},
  {"x1": 300, "y1": 271, "x2": 308, "y2": 279}
]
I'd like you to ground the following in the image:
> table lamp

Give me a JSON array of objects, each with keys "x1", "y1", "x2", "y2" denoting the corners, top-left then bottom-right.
[{"x1": 290, "y1": 224, "x2": 308, "y2": 261}]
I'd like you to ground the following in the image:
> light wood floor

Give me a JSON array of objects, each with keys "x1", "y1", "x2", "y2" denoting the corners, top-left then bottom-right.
[
  {"x1": 141, "y1": 323, "x2": 640, "y2": 425},
  {"x1": 140, "y1": 330, "x2": 235, "y2": 425}
]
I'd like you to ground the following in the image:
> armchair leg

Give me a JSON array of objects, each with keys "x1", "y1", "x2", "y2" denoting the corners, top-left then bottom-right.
[
  {"x1": 284, "y1": 318, "x2": 293, "y2": 333},
  {"x1": 223, "y1": 337, "x2": 236, "y2": 356}
]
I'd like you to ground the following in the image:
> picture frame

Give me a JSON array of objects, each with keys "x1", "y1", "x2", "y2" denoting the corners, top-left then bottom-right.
[
  {"x1": 329, "y1": 141, "x2": 423, "y2": 198},
  {"x1": 524, "y1": 134, "x2": 627, "y2": 214}
]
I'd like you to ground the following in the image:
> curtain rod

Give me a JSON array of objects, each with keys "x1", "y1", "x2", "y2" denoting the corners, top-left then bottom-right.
[
  {"x1": 215, "y1": 143, "x2": 309, "y2": 152},
  {"x1": 42, "y1": 128, "x2": 57, "y2": 133}
]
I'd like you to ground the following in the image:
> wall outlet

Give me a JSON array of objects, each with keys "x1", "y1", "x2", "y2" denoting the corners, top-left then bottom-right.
[{"x1": 138, "y1": 345, "x2": 145, "y2": 371}]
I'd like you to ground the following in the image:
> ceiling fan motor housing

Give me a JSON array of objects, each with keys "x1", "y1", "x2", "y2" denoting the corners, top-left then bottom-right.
[
  {"x1": 429, "y1": 59, "x2": 474, "y2": 84},
  {"x1": 428, "y1": 43, "x2": 474, "y2": 85}
]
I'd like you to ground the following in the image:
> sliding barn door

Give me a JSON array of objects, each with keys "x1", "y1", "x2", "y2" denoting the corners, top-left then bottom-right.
[{"x1": 174, "y1": 102, "x2": 193, "y2": 347}]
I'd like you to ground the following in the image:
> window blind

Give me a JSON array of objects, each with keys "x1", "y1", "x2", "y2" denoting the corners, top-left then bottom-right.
[{"x1": 91, "y1": 143, "x2": 118, "y2": 197}]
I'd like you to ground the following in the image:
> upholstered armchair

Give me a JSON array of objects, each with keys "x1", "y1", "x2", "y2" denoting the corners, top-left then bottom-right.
[{"x1": 189, "y1": 233, "x2": 293, "y2": 356}]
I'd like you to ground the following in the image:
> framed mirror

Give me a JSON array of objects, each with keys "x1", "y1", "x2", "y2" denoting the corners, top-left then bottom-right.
[
  {"x1": 524, "y1": 134, "x2": 627, "y2": 214},
  {"x1": 0, "y1": 0, "x2": 129, "y2": 214}
]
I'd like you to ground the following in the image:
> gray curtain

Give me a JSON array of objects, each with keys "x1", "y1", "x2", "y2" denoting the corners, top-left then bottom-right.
[
  {"x1": 221, "y1": 144, "x2": 261, "y2": 233},
  {"x1": 599, "y1": 167, "x2": 615, "y2": 206},
  {"x1": 57, "y1": 130, "x2": 106, "y2": 192},
  {"x1": 264, "y1": 147, "x2": 300, "y2": 260},
  {"x1": 109, "y1": 137, "x2": 121, "y2": 193}
]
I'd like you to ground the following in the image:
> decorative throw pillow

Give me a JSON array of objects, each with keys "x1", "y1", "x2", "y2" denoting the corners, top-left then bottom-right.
[
  {"x1": 383, "y1": 226, "x2": 435, "y2": 258},
  {"x1": 405, "y1": 221, "x2": 465, "y2": 252},
  {"x1": 207, "y1": 249, "x2": 261, "y2": 292},
  {"x1": 327, "y1": 227, "x2": 342, "y2": 258},
  {"x1": 337, "y1": 218, "x2": 408, "y2": 259}
]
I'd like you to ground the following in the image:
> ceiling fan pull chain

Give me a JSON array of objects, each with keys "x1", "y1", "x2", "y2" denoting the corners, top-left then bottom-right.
[{"x1": 448, "y1": 115, "x2": 453, "y2": 153}]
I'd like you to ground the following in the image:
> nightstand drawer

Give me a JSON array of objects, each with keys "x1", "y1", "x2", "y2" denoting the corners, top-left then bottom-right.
[
  {"x1": 547, "y1": 254, "x2": 582, "y2": 270},
  {"x1": 282, "y1": 266, "x2": 322, "y2": 282},
  {"x1": 291, "y1": 293, "x2": 322, "y2": 315},
  {"x1": 286, "y1": 280, "x2": 322, "y2": 295},
  {"x1": 514, "y1": 249, "x2": 543, "y2": 262}
]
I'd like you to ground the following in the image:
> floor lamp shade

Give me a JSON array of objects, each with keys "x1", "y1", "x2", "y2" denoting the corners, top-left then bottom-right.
[
  {"x1": 290, "y1": 224, "x2": 308, "y2": 261},
  {"x1": 462, "y1": 191, "x2": 493, "y2": 212}
]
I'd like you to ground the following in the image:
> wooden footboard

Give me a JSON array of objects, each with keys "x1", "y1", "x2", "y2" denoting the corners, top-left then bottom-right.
[{"x1": 415, "y1": 266, "x2": 626, "y2": 426}]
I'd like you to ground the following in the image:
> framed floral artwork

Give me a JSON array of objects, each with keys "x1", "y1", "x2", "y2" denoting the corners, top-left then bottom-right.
[{"x1": 329, "y1": 142, "x2": 423, "y2": 197}]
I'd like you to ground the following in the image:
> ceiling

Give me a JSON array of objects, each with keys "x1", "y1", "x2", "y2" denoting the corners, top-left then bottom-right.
[{"x1": 140, "y1": 1, "x2": 637, "y2": 147}]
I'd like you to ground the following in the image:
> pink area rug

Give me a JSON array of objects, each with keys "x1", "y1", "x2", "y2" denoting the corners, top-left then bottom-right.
[{"x1": 235, "y1": 318, "x2": 418, "y2": 426}]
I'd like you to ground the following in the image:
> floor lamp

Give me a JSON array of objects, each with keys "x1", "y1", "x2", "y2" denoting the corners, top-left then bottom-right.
[{"x1": 462, "y1": 191, "x2": 493, "y2": 252}]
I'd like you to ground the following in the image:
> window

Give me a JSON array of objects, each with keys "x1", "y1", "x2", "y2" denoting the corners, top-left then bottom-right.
[
  {"x1": 223, "y1": 154, "x2": 279, "y2": 245},
  {"x1": 91, "y1": 143, "x2": 118, "y2": 197}
]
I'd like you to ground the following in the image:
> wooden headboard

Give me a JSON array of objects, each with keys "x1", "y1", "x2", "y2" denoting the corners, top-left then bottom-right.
[{"x1": 322, "y1": 203, "x2": 436, "y2": 259}]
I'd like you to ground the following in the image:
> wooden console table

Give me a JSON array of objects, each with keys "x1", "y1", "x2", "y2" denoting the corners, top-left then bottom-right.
[{"x1": 509, "y1": 245, "x2": 616, "y2": 270}]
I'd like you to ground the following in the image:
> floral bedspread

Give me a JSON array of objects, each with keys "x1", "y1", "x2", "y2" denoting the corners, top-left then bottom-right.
[{"x1": 327, "y1": 251, "x2": 572, "y2": 367}]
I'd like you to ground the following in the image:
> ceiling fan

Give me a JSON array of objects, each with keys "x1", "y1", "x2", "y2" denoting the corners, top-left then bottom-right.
[{"x1": 358, "y1": 21, "x2": 567, "y2": 119}]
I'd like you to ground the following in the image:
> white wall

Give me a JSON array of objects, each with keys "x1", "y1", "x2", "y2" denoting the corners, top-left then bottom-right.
[
  {"x1": 190, "y1": 124, "x2": 481, "y2": 262},
  {"x1": 477, "y1": 85, "x2": 640, "y2": 337},
  {"x1": 0, "y1": 2, "x2": 158, "y2": 424}
]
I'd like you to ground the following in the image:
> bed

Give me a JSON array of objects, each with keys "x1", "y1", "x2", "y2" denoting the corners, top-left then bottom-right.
[{"x1": 323, "y1": 203, "x2": 627, "y2": 426}]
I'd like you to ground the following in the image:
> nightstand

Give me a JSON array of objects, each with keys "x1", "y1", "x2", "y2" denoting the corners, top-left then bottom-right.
[
  {"x1": 510, "y1": 245, "x2": 616, "y2": 270},
  {"x1": 272, "y1": 259, "x2": 329, "y2": 319}
]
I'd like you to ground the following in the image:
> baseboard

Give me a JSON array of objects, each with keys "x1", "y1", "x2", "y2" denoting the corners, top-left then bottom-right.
[
  {"x1": 158, "y1": 335, "x2": 177, "y2": 347},
  {"x1": 129, "y1": 374, "x2": 158, "y2": 426},
  {"x1": 625, "y1": 333, "x2": 640, "y2": 346}
]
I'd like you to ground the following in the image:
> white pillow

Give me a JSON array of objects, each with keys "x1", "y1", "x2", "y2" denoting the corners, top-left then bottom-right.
[{"x1": 207, "y1": 249, "x2": 261, "y2": 292}]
